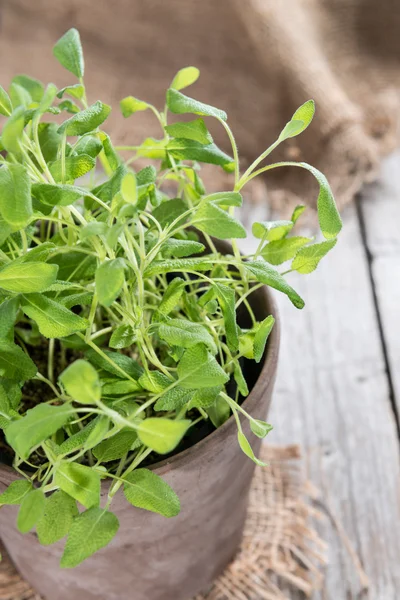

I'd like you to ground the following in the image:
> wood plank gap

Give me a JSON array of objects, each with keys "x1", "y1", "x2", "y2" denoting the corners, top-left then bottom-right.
[{"x1": 355, "y1": 194, "x2": 400, "y2": 440}]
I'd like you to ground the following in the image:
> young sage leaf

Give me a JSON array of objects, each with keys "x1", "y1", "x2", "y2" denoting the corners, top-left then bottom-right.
[
  {"x1": 6, "y1": 404, "x2": 72, "y2": 459},
  {"x1": 36, "y1": 490, "x2": 79, "y2": 545},
  {"x1": 166, "y1": 88, "x2": 227, "y2": 121},
  {"x1": 124, "y1": 469, "x2": 180, "y2": 517},
  {"x1": 55, "y1": 462, "x2": 100, "y2": 509},
  {"x1": 53, "y1": 28, "x2": 84, "y2": 78},
  {"x1": 291, "y1": 238, "x2": 337, "y2": 274},
  {"x1": 170, "y1": 67, "x2": 200, "y2": 91},
  {"x1": 61, "y1": 508, "x2": 119, "y2": 568},
  {"x1": 0, "y1": 480, "x2": 32, "y2": 506},
  {"x1": 0, "y1": 262, "x2": 58, "y2": 293},
  {"x1": 17, "y1": 489, "x2": 45, "y2": 533},
  {"x1": 60, "y1": 360, "x2": 101, "y2": 405}
]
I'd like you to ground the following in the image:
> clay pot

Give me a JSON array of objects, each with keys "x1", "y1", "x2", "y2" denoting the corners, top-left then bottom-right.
[{"x1": 0, "y1": 286, "x2": 280, "y2": 600}]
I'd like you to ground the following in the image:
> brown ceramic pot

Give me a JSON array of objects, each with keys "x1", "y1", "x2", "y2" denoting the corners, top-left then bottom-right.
[{"x1": 0, "y1": 286, "x2": 280, "y2": 600}]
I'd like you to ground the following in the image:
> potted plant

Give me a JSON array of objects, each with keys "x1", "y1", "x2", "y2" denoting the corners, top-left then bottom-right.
[{"x1": 0, "y1": 28, "x2": 341, "y2": 600}]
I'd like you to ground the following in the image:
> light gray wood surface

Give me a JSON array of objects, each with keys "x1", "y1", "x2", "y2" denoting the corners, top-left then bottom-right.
[{"x1": 239, "y1": 156, "x2": 400, "y2": 599}]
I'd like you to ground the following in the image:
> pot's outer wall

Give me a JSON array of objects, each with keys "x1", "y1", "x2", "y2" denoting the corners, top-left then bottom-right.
[{"x1": 0, "y1": 286, "x2": 280, "y2": 600}]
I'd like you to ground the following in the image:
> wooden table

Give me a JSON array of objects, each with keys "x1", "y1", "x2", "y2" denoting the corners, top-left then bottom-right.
[{"x1": 241, "y1": 152, "x2": 400, "y2": 599}]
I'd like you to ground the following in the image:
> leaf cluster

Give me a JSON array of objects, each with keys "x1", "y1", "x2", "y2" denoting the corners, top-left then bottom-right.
[{"x1": 0, "y1": 29, "x2": 342, "y2": 566}]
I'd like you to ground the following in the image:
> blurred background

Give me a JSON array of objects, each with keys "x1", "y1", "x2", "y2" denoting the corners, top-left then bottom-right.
[{"x1": 1, "y1": 1, "x2": 400, "y2": 598}]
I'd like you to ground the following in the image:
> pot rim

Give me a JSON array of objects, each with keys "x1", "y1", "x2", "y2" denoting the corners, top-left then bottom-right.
[{"x1": 0, "y1": 286, "x2": 280, "y2": 481}]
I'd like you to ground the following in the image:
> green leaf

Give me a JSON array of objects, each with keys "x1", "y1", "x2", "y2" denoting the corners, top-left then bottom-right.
[
  {"x1": 233, "y1": 363, "x2": 249, "y2": 396},
  {"x1": 0, "y1": 86, "x2": 13, "y2": 116},
  {"x1": 120, "y1": 96, "x2": 149, "y2": 117},
  {"x1": 299, "y1": 162, "x2": 342, "y2": 239},
  {"x1": 58, "y1": 101, "x2": 111, "y2": 136},
  {"x1": 49, "y1": 154, "x2": 96, "y2": 182},
  {"x1": 166, "y1": 88, "x2": 227, "y2": 121},
  {"x1": 0, "y1": 297, "x2": 20, "y2": 341},
  {"x1": 53, "y1": 28, "x2": 84, "y2": 78},
  {"x1": 291, "y1": 204, "x2": 306, "y2": 223},
  {"x1": 1, "y1": 107, "x2": 25, "y2": 156},
  {"x1": 136, "y1": 137, "x2": 167, "y2": 159},
  {"x1": 37, "y1": 123, "x2": 62, "y2": 162},
  {"x1": 158, "y1": 277, "x2": 185, "y2": 315},
  {"x1": 0, "y1": 341, "x2": 37, "y2": 381},
  {"x1": 187, "y1": 386, "x2": 221, "y2": 410},
  {"x1": 61, "y1": 507, "x2": 119, "y2": 568},
  {"x1": 252, "y1": 220, "x2": 293, "y2": 241},
  {"x1": 154, "y1": 386, "x2": 195, "y2": 411},
  {"x1": 165, "y1": 119, "x2": 212, "y2": 145},
  {"x1": 244, "y1": 261, "x2": 304, "y2": 309},
  {"x1": 57, "y1": 99, "x2": 79, "y2": 114},
  {"x1": 238, "y1": 430, "x2": 267, "y2": 466},
  {"x1": 12, "y1": 75, "x2": 44, "y2": 103},
  {"x1": 202, "y1": 191, "x2": 243, "y2": 208},
  {"x1": 120, "y1": 172, "x2": 137, "y2": 205},
  {"x1": 6, "y1": 404, "x2": 72, "y2": 459},
  {"x1": 73, "y1": 135, "x2": 103, "y2": 158},
  {"x1": 253, "y1": 315, "x2": 275, "y2": 363},
  {"x1": 159, "y1": 319, "x2": 216, "y2": 353},
  {"x1": 167, "y1": 139, "x2": 234, "y2": 169},
  {"x1": 36, "y1": 490, "x2": 78, "y2": 545},
  {"x1": 102, "y1": 379, "x2": 141, "y2": 395},
  {"x1": 9, "y1": 82, "x2": 31, "y2": 109},
  {"x1": 170, "y1": 66, "x2": 200, "y2": 91},
  {"x1": 194, "y1": 202, "x2": 246, "y2": 239},
  {"x1": 144, "y1": 257, "x2": 213, "y2": 278},
  {"x1": 161, "y1": 238, "x2": 205, "y2": 258},
  {"x1": 291, "y1": 238, "x2": 337, "y2": 274},
  {"x1": 21, "y1": 294, "x2": 88, "y2": 338},
  {"x1": 0, "y1": 163, "x2": 32, "y2": 228},
  {"x1": 124, "y1": 469, "x2": 180, "y2": 517},
  {"x1": 109, "y1": 324, "x2": 136, "y2": 349},
  {"x1": 60, "y1": 360, "x2": 101, "y2": 405},
  {"x1": 278, "y1": 119, "x2": 305, "y2": 141},
  {"x1": 57, "y1": 84, "x2": 85, "y2": 101},
  {"x1": 58, "y1": 418, "x2": 101, "y2": 455},
  {"x1": 80, "y1": 221, "x2": 108, "y2": 239},
  {"x1": 207, "y1": 395, "x2": 230, "y2": 428},
  {"x1": 93, "y1": 430, "x2": 138, "y2": 463},
  {"x1": 261, "y1": 236, "x2": 312, "y2": 265},
  {"x1": 0, "y1": 262, "x2": 58, "y2": 293},
  {"x1": 152, "y1": 198, "x2": 188, "y2": 228},
  {"x1": 95, "y1": 258, "x2": 125, "y2": 307},
  {"x1": 83, "y1": 416, "x2": 109, "y2": 451},
  {"x1": 85, "y1": 349, "x2": 142, "y2": 380},
  {"x1": 138, "y1": 371, "x2": 170, "y2": 393},
  {"x1": 250, "y1": 419, "x2": 273, "y2": 439},
  {"x1": 214, "y1": 283, "x2": 238, "y2": 352},
  {"x1": 17, "y1": 489, "x2": 45, "y2": 533},
  {"x1": 0, "y1": 480, "x2": 32, "y2": 506},
  {"x1": 278, "y1": 100, "x2": 315, "y2": 141},
  {"x1": 138, "y1": 418, "x2": 191, "y2": 454},
  {"x1": 177, "y1": 344, "x2": 229, "y2": 389},
  {"x1": 55, "y1": 462, "x2": 100, "y2": 509}
]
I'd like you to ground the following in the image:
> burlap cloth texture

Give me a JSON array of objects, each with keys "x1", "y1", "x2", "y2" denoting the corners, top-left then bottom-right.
[{"x1": 1, "y1": 0, "x2": 400, "y2": 213}]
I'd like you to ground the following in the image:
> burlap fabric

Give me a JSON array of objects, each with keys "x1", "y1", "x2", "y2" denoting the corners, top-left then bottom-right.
[
  {"x1": 1, "y1": 0, "x2": 399, "y2": 213},
  {"x1": 0, "y1": 446, "x2": 329, "y2": 600}
]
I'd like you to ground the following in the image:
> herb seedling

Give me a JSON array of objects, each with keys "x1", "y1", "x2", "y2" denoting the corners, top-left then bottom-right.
[{"x1": 0, "y1": 29, "x2": 341, "y2": 567}]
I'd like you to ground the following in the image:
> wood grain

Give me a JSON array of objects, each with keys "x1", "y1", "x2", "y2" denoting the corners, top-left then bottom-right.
[
  {"x1": 359, "y1": 151, "x2": 400, "y2": 421},
  {"x1": 240, "y1": 196, "x2": 400, "y2": 599}
]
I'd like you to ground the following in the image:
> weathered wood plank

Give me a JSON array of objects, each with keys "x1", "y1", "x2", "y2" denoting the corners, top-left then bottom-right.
[
  {"x1": 359, "y1": 151, "x2": 400, "y2": 420},
  {"x1": 240, "y1": 201, "x2": 400, "y2": 598}
]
